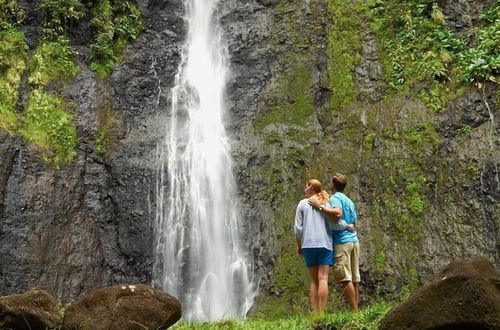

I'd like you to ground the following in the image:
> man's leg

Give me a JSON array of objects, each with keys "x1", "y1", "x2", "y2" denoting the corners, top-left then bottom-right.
[
  {"x1": 351, "y1": 242, "x2": 361, "y2": 309},
  {"x1": 341, "y1": 281, "x2": 358, "y2": 311},
  {"x1": 353, "y1": 282, "x2": 360, "y2": 308},
  {"x1": 308, "y1": 266, "x2": 319, "y2": 312},
  {"x1": 317, "y1": 265, "x2": 330, "y2": 314}
]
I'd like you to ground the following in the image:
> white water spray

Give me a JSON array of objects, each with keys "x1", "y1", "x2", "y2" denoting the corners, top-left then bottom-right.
[{"x1": 153, "y1": 0, "x2": 255, "y2": 321}]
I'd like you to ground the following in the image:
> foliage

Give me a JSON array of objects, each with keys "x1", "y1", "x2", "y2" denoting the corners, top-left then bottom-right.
[
  {"x1": 0, "y1": 28, "x2": 27, "y2": 132},
  {"x1": 172, "y1": 301, "x2": 395, "y2": 330},
  {"x1": 90, "y1": 0, "x2": 143, "y2": 76},
  {"x1": 38, "y1": 0, "x2": 86, "y2": 39},
  {"x1": 29, "y1": 37, "x2": 80, "y2": 87},
  {"x1": 20, "y1": 89, "x2": 77, "y2": 166},
  {"x1": 0, "y1": 0, "x2": 25, "y2": 29},
  {"x1": 21, "y1": 34, "x2": 80, "y2": 165},
  {"x1": 0, "y1": 1, "x2": 81, "y2": 166},
  {"x1": 366, "y1": 0, "x2": 499, "y2": 111},
  {"x1": 459, "y1": 3, "x2": 500, "y2": 83}
]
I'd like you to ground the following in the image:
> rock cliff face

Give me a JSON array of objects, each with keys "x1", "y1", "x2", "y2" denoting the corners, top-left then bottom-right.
[
  {"x1": 0, "y1": 0, "x2": 498, "y2": 317},
  {"x1": 0, "y1": 0, "x2": 185, "y2": 302}
]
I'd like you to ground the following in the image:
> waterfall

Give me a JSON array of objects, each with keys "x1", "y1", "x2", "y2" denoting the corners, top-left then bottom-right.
[{"x1": 153, "y1": 0, "x2": 255, "y2": 321}]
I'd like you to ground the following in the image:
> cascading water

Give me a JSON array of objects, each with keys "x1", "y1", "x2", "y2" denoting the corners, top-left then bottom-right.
[{"x1": 153, "y1": 0, "x2": 255, "y2": 321}]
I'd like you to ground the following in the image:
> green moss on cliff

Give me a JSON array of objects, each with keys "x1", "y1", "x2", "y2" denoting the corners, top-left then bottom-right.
[
  {"x1": 22, "y1": 1, "x2": 82, "y2": 165},
  {"x1": 0, "y1": 28, "x2": 27, "y2": 133},
  {"x1": 22, "y1": 36, "x2": 79, "y2": 165},
  {"x1": 254, "y1": 0, "x2": 331, "y2": 317},
  {"x1": 20, "y1": 90, "x2": 77, "y2": 164},
  {"x1": 0, "y1": 0, "x2": 143, "y2": 165},
  {"x1": 357, "y1": 98, "x2": 439, "y2": 287},
  {"x1": 256, "y1": 64, "x2": 314, "y2": 131},
  {"x1": 326, "y1": 0, "x2": 362, "y2": 113},
  {"x1": 28, "y1": 37, "x2": 80, "y2": 86},
  {"x1": 0, "y1": 1, "x2": 79, "y2": 166},
  {"x1": 93, "y1": 106, "x2": 120, "y2": 155}
]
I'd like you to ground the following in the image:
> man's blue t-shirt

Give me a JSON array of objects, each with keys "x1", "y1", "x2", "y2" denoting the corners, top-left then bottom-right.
[{"x1": 330, "y1": 192, "x2": 358, "y2": 245}]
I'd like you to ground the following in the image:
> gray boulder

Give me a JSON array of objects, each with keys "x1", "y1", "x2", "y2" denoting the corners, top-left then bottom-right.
[
  {"x1": 380, "y1": 256, "x2": 500, "y2": 330},
  {"x1": 62, "y1": 284, "x2": 181, "y2": 330}
]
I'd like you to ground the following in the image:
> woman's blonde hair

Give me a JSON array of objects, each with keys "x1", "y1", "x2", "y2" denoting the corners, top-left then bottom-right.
[{"x1": 307, "y1": 179, "x2": 329, "y2": 204}]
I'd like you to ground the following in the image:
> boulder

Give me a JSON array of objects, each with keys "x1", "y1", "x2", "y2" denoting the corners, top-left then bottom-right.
[
  {"x1": 62, "y1": 284, "x2": 181, "y2": 330},
  {"x1": 380, "y1": 256, "x2": 500, "y2": 330},
  {"x1": 0, "y1": 289, "x2": 61, "y2": 330}
]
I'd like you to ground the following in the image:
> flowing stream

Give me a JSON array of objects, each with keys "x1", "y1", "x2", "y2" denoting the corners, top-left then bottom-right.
[{"x1": 153, "y1": 0, "x2": 255, "y2": 321}]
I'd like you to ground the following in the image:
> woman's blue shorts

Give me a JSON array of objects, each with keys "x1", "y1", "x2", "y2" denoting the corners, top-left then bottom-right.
[{"x1": 303, "y1": 247, "x2": 333, "y2": 268}]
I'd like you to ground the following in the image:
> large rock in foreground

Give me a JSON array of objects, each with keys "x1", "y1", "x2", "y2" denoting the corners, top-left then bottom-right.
[
  {"x1": 62, "y1": 284, "x2": 181, "y2": 330},
  {"x1": 0, "y1": 289, "x2": 60, "y2": 330},
  {"x1": 380, "y1": 256, "x2": 500, "y2": 330}
]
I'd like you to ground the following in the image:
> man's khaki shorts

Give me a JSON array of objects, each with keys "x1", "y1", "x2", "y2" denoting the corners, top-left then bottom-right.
[{"x1": 333, "y1": 242, "x2": 360, "y2": 283}]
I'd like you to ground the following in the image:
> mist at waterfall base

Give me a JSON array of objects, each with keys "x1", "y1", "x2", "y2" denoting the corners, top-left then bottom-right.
[{"x1": 153, "y1": 0, "x2": 256, "y2": 321}]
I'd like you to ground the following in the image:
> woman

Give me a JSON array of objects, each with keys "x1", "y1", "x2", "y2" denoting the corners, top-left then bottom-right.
[{"x1": 294, "y1": 179, "x2": 335, "y2": 314}]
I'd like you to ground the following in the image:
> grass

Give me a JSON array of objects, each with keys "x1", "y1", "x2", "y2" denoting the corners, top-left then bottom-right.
[{"x1": 172, "y1": 301, "x2": 394, "y2": 329}]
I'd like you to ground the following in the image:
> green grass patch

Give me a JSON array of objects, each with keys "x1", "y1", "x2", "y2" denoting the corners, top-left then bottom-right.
[{"x1": 172, "y1": 301, "x2": 395, "y2": 330}]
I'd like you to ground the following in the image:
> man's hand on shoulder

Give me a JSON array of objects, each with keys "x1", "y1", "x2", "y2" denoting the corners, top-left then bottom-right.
[{"x1": 308, "y1": 197, "x2": 321, "y2": 209}]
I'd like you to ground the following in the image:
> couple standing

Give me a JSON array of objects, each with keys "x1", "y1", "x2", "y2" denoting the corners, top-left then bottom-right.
[{"x1": 294, "y1": 173, "x2": 360, "y2": 314}]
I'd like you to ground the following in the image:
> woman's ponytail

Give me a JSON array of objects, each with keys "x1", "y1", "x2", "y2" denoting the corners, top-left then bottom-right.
[{"x1": 307, "y1": 179, "x2": 330, "y2": 204}]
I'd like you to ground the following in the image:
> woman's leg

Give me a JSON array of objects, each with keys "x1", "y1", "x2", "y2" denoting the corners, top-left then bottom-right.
[
  {"x1": 308, "y1": 266, "x2": 319, "y2": 312},
  {"x1": 317, "y1": 265, "x2": 330, "y2": 314}
]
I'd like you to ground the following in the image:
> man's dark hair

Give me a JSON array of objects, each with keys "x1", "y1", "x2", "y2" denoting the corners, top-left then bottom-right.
[{"x1": 331, "y1": 173, "x2": 347, "y2": 192}]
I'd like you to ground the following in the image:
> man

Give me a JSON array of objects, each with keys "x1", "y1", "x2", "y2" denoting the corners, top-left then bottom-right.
[{"x1": 309, "y1": 173, "x2": 360, "y2": 311}]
